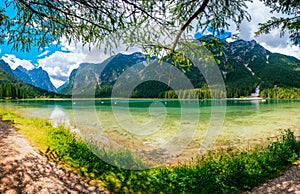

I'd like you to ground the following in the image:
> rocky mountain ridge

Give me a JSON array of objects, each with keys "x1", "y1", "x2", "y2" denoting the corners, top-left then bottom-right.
[
  {"x1": 12, "y1": 65, "x2": 57, "y2": 92},
  {"x1": 58, "y1": 39, "x2": 300, "y2": 98}
]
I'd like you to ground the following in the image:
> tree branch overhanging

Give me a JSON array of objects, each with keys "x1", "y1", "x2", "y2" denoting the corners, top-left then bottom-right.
[
  {"x1": 171, "y1": 0, "x2": 210, "y2": 52},
  {"x1": 18, "y1": 0, "x2": 113, "y2": 32}
]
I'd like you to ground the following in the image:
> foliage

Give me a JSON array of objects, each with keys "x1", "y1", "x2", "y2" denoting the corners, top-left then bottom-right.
[
  {"x1": 0, "y1": 1, "x2": 298, "y2": 100},
  {"x1": 1, "y1": 108, "x2": 300, "y2": 193},
  {"x1": 257, "y1": 0, "x2": 300, "y2": 45},
  {"x1": 149, "y1": 129, "x2": 300, "y2": 194},
  {"x1": 3, "y1": 0, "x2": 251, "y2": 54},
  {"x1": 57, "y1": 37, "x2": 300, "y2": 99},
  {"x1": 164, "y1": 88, "x2": 211, "y2": 99},
  {"x1": 46, "y1": 126, "x2": 145, "y2": 175},
  {"x1": 135, "y1": 38, "x2": 300, "y2": 99},
  {"x1": 0, "y1": 8, "x2": 8, "y2": 44},
  {"x1": 1, "y1": 0, "x2": 297, "y2": 54},
  {"x1": 131, "y1": 81, "x2": 169, "y2": 98},
  {"x1": 0, "y1": 70, "x2": 65, "y2": 99},
  {"x1": 163, "y1": 87, "x2": 300, "y2": 99},
  {"x1": 0, "y1": 110, "x2": 53, "y2": 151},
  {"x1": 260, "y1": 87, "x2": 300, "y2": 99}
]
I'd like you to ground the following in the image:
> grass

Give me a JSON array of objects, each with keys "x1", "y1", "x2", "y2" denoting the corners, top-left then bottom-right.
[{"x1": 1, "y1": 108, "x2": 300, "y2": 193}]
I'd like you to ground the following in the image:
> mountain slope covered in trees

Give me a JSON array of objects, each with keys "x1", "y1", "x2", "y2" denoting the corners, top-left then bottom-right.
[
  {"x1": 219, "y1": 39, "x2": 300, "y2": 97},
  {"x1": 0, "y1": 60, "x2": 63, "y2": 99},
  {"x1": 59, "y1": 39, "x2": 300, "y2": 98}
]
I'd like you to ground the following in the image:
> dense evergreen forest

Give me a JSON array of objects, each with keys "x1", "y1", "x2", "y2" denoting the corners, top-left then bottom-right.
[
  {"x1": 93, "y1": 78, "x2": 300, "y2": 99},
  {"x1": 260, "y1": 88, "x2": 300, "y2": 99},
  {"x1": 93, "y1": 79, "x2": 300, "y2": 99},
  {"x1": 0, "y1": 71, "x2": 65, "y2": 99},
  {"x1": 162, "y1": 87, "x2": 300, "y2": 99}
]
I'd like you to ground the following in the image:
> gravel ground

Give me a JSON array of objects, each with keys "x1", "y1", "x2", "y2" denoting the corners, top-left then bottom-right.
[
  {"x1": 0, "y1": 121, "x2": 108, "y2": 194},
  {"x1": 247, "y1": 160, "x2": 300, "y2": 194}
]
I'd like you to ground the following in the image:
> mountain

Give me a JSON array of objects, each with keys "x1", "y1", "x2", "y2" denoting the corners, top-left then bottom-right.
[
  {"x1": 58, "y1": 52, "x2": 148, "y2": 96},
  {"x1": 0, "y1": 60, "x2": 14, "y2": 75},
  {"x1": 0, "y1": 60, "x2": 62, "y2": 99},
  {"x1": 59, "y1": 39, "x2": 300, "y2": 98},
  {"x1": 13, "y1": 66, "x2": 33, "y2": 85},
  {"x1": 12, "y1": 66, "x2": 57, "y2": 92},
  {"x1": 218, "y1": 39, "x2": 300, "y2": 97}
]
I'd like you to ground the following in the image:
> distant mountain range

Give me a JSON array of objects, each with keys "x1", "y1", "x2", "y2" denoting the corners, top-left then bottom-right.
[
  {"x1": 0, "y1": 60, "x2": 61, "y2": 99},
  {"x1": 0, "y1": 38, "x2": 299, "y2": 99},
  {"x1": 13, "y1": 66, "x2": 57, "y2": 92},
  {"x1": 58, "y1": 39, "x2": 300, "y2": 98},
  {"x1": 59, "y1": 52, "x2": 148, "y2": 96},
  {"x1": 0, "y1": 60, "x2": 56, "y2": 92}
]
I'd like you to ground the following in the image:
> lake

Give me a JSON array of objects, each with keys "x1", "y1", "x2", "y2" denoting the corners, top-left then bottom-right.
[{"x1": 1, "y1": 98, "x2": 300, "y2": 166}]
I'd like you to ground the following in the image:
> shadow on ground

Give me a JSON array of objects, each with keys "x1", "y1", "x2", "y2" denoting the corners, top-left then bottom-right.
[
  {"x1": 0, "y1": 121, "x2": 106, "y2": 193},
  {"x1": 249, "y1": 161, "x2": 300, "y2": 194}
]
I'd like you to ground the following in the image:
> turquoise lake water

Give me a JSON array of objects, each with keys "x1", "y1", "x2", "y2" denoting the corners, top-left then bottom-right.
[{"x1": 1, "y1": 99, "x2": 300, "y2": 164}]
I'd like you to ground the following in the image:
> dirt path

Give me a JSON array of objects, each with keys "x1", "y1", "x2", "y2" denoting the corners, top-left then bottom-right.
[
  {"x1": 247, "y1": 160, "x2": 300, "y2": 194},
  {"x1": 0, "y1": 121, "x2": 107, "y2": 194},
  {"x1": 1, "y1": 120, "x2": 300, "y2": 193}
]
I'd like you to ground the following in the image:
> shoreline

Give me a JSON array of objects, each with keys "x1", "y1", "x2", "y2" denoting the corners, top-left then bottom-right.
[
  {"x1": 1, "y1": 117, "x2": 300, "y2": 193},
  {"x1": 3, "y1": 97, "x2": 300, "y2": 101},
  {"x1": 0, "y1": 105, "x2": 299, "y2": 192},
  {"x1": 0, "y1": 110, "x2": 300, "y2": 193}
]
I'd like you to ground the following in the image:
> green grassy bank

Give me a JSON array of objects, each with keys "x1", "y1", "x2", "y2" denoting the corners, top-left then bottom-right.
[{"x1": 1, "y1": 108, "x2": 300, "y2": 193}]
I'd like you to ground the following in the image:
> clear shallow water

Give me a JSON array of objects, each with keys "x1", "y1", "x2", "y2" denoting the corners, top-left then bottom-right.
[{"x1": 1, "y1": 99, "x2": 300, "y2": 164}]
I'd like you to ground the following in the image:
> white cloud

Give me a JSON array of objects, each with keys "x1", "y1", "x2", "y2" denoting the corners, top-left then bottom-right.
[
  {"x1": 38, "y1": 50, "x2": 50, "y2": 58},
  {"x1": 260, "y1": 42, "x2": 300, "y2": 59},
  {"x1": 42, "y1": 1, "x2": 299, "y2": 88},
  {"x1": 37, "y1": 40, "x2": 109, "y2": 88},
  {"x1": 37, "y1": 51, "x2": 84, "y2": 87},
  {"x1": 2, "y1": 1, "x2": 299, "y2": 89},
  {"x1": 1, "y1": 54, "x2": 34, "y2": 70},
  {"x1": 50, "y1": 77, "x2": 65, "y2": 88},
  {"x1": 238, "y1": 1, "x2": 272, "y2": 41},
  {"x1": 237, "y1": 0, "x2": 300, "y2": 59},
  {"x1": 38, "y1": 37, "x2": 141, "y2": 88}
]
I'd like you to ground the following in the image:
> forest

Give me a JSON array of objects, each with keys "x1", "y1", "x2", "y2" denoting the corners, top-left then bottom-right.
[{"x1": 0, "y1": 71, "x2": 65, "y2": 99}]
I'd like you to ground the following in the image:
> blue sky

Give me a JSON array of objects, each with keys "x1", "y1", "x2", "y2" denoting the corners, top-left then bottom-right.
[
  {"x1": 0, "y1": 1, "x2": 63, "y2": 66},
  {"x1": 0, "y1": 1, "x2": 69, "y2": 66},
  {"x1": 0, "y1": 0, "x2": 299, "y2": 88},
  {"x1": 0, "y1": 41, "x2": 68, "y2": 67}
]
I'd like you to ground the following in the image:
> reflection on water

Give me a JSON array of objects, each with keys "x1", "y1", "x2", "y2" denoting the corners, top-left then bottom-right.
[
  {"x1": 49, "y1": 106, "x2": 70, "y2": 127},
  {"x1": 1, "y1": 99, "x2": 300, "y2": 164}
]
